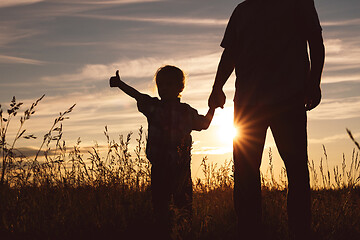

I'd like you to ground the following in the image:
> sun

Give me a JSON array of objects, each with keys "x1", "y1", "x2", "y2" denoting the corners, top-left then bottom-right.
[
  {"x1": 212, "y1": 107, "x2": 239, "y2": 147},
  {"x1": 220, "y1": 123, "x2": 238, "y2": 141}
]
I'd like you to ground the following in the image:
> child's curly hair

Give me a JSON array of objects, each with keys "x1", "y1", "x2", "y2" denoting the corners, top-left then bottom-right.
[{"x1": 155, "y1": 65, "x2": 185, "y2": 97}]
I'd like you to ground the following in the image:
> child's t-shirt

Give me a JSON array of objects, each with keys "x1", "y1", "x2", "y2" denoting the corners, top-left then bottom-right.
[{"x1": 137, "y1": 94, "x2": 208, "y2": 166}]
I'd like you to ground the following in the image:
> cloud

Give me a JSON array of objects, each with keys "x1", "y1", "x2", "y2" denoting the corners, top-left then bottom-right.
[
  {"x1": 324, "y1": 39, "x2": 343, "y2": 54},
  {"x1": 0, "y1": 55, "x2": 45, "y2": 65},
  {"x1": 41, "y1": 52, "x2": 221, "y2": 84},
  {"x1": 309, "y1": 131, "x2": 360, "y2": 145},
  {"x1": 41, "y1": 57, "x2": 183, "y2": 84},
  {"x1": 0, "y1": 24, "x2": 42, "y2": 46},
  {"x1": 0, "y1": 0, "x2": 164, "y2": 22},
  {"x1": 322, "y1": 18, "x2": 360, "y2": 27},
  {"x1": 44, "y1": 41, "x2": 102, "y2": 47},
  {"x1": 76, "y1": 14, "x2": 228, "y2": 26},
  {"x1": 322, "y1": 38, "x2": 360, "y2": 84},
  {"x1": 322, "y1": 80, "x2": 360, "y2": 100},
  {"x1": 42, "y1": 64, "x2": 119, "y2": 83},
  {"x1": 325, "y1": 47, "x2": 360, "y2": 66},
  {"x1": 322, "y1": 75, "x2": 360, "y2": 84},
  {"x1": 0, "y1": 0, "x2": 43, "y2": 8},
  {"x1": 73, "y1": 0, "x2": 163, "y2": 4},
  {"x1": 309, "y1": 97, "x2": 360, "y2": 120},
  {"x1": 9, "y1": 91, "x2": 146, "y2": 134}
]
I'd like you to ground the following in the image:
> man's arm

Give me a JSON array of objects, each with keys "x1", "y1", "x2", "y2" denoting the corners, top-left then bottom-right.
[
  {"x1": 208, "y1": 48, "x2": 235, "y2": 109},
  {"x1": 110, "y1": 70, "x2": 143, "y2": 101},
  {"x1": 305, "y1": 33, "x2": 325, "y2": 111}
]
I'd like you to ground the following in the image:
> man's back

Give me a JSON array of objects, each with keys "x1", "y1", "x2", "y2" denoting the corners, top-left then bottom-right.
[{"x1": 221, "y1": 0, "x2": 322, "y2": 105}]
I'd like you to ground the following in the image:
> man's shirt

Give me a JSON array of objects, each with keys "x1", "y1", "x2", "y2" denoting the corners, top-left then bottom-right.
[{"x1": 221, "y1": 0, "x2": 322, "y2": 105}]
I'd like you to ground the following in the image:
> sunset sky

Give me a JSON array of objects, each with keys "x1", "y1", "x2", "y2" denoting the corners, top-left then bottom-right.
[{"x1": 1, "y1": 0, "x2": 360, "y2": 179}]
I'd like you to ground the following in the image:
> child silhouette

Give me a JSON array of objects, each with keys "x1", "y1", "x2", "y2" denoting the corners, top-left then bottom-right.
[{"x1": 110, "y1": 65, "x2": 215, "y2": 238}]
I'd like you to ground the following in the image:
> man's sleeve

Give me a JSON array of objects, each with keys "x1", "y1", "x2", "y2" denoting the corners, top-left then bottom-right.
[
  {"x1": 136, "y1": 94, "x2": 157, "y2": 118},
  {"x1": 300, "y1": 0, "x2": 322, "y2": 37},
  {"x1": 220, "y1": 5, "x2": 240, "y2": 50}
]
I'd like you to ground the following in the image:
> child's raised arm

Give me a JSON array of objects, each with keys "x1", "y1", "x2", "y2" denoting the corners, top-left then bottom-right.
[{"x1": 110, "y1": 70, "x2": 143, "y2": 100}]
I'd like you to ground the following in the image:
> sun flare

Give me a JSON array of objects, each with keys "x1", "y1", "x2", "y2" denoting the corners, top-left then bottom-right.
[
  {"x1": 212, "y1": 107, "x2": 239, "y2": 148},
  {"x1": 220, "y1": 124, "x2": 238, "y2": 141}
]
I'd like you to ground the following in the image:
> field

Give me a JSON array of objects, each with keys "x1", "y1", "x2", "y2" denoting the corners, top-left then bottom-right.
[{"x1": 1, "y1": 96, "x2": 360, "y2": 240}]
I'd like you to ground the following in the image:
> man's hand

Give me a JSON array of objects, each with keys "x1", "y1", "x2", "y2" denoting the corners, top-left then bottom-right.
[
  {"x1": 306, "y1": 32, "x2": 325, "y2": 111},
  {"x1": 305, "y1": 84, "x2": 321, "y2": 111},
  {"x1": 109, "y1": 70, "x2": 121, "y2": 87},
  {"x1": 208, "y1": 87, "x2": 226, "y2": 109}
]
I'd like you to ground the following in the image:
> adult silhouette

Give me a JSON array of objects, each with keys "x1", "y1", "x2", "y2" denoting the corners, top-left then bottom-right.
[{"x1": 208, "y1": 0, "x2": 325, "y2": 239}]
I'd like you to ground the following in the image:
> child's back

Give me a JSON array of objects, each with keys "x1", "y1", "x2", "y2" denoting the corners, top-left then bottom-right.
[
  {"x1": 110, "y1": 65, "x2": 215, "y2": 239},
  {"x1": 138, "y1": 94, "x2": 210, "y2": 166}
]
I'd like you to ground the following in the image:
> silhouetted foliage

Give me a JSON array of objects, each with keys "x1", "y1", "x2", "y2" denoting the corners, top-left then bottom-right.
[{"x1": 0, "y1": 96, "x2": 359, "y2": 239}]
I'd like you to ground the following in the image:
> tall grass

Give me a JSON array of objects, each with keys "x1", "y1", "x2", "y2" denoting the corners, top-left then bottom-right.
[{"x1": 0, "y1": 96, "x2": 359, "y2": 239}]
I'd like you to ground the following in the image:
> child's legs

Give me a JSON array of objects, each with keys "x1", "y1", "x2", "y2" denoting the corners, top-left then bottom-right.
[
  {"x1": 151, "y1": 163, "x2": 172, "y2": 237},
  {"x1": 173, "y1": 173, "x2": 192, "y2": 214},
  {"x1": 172, "y1": 165, "x2": 193, "y2": 235}
]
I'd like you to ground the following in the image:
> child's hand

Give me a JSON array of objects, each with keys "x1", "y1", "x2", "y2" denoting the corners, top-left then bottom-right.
[{"x1": 109, "y1": 70, "x2": 121, "y2": 87}]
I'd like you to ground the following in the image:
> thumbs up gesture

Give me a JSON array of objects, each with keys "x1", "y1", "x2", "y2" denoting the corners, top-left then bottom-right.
[{"x1": 109, "y1": 70, "x2": 121, "y2": 87}]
